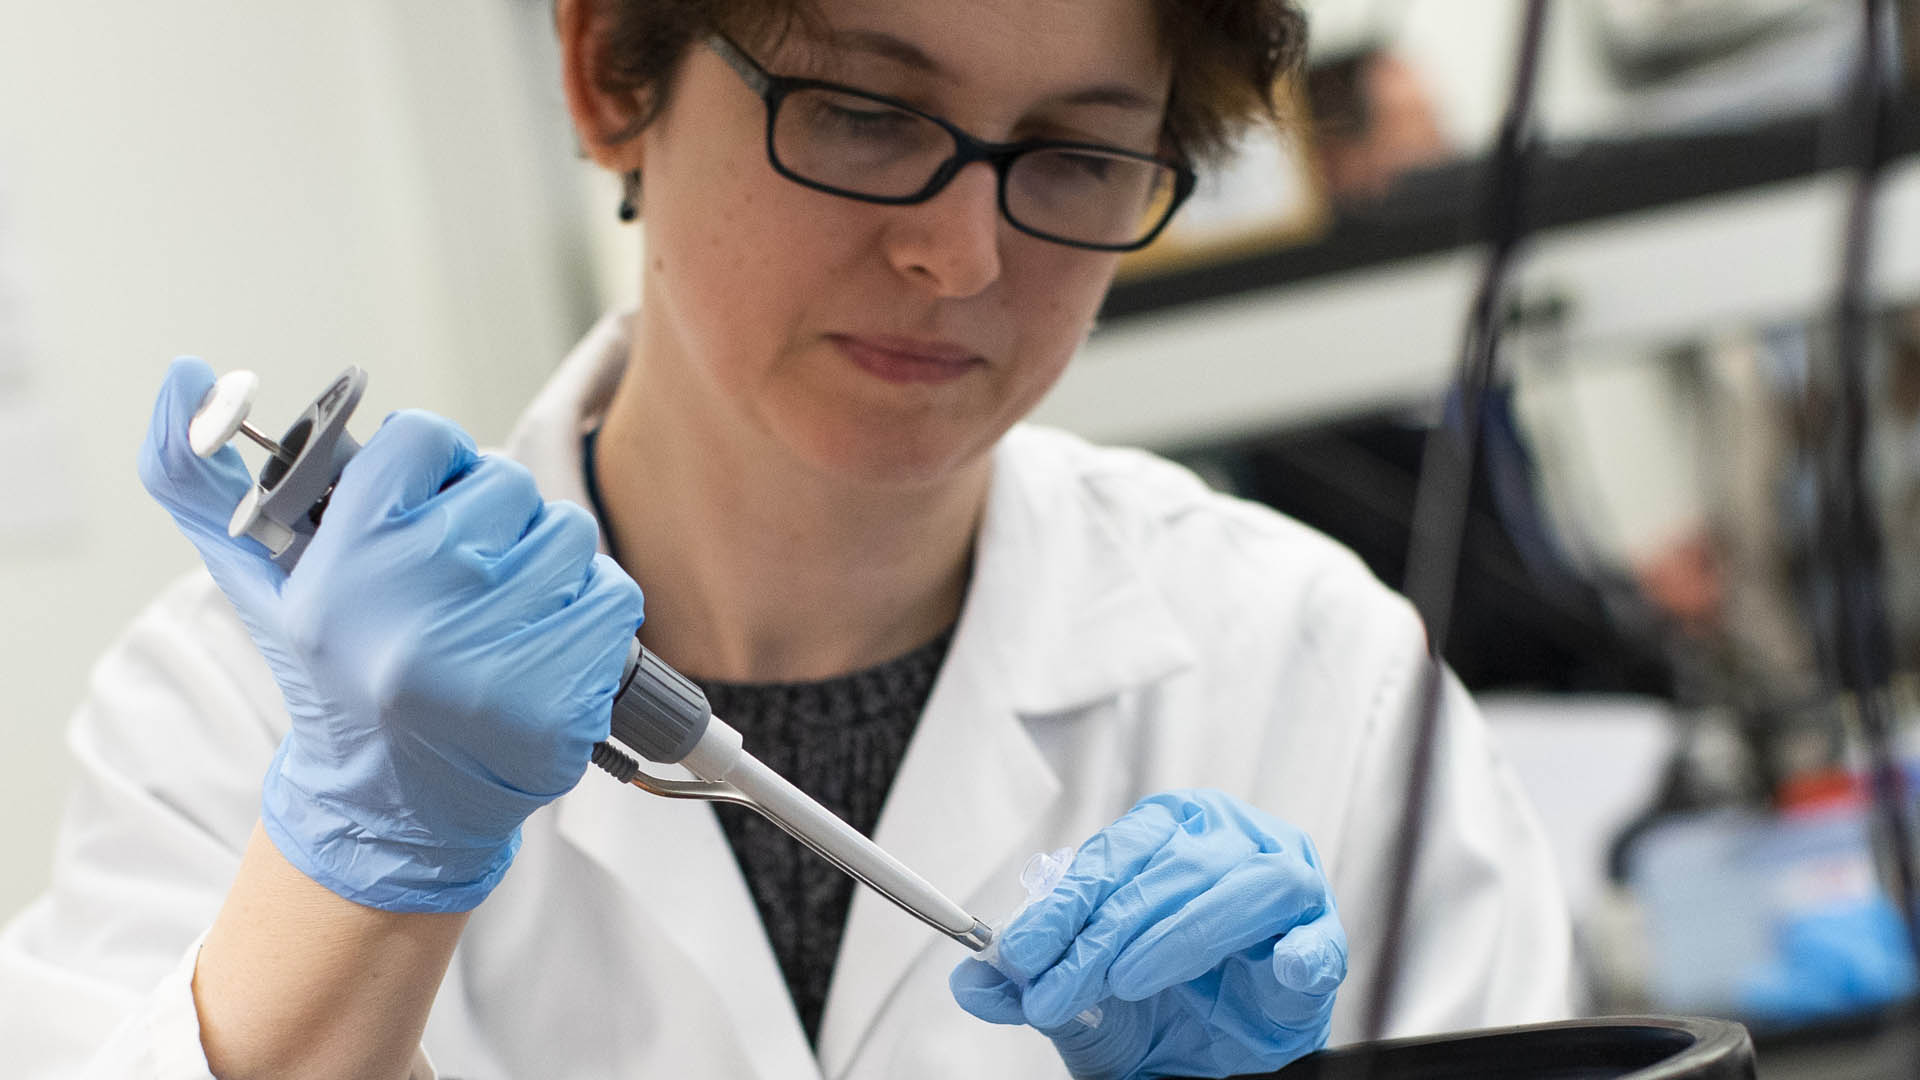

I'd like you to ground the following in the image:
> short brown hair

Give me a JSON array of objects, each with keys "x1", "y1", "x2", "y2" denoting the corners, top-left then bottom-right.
[{"x1": 586, "y1": 1, "x2": 1308, "y2": 166}]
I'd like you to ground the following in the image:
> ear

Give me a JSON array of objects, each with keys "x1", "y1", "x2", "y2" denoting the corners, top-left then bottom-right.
[{"x1": 556, "y1": 0, "x2": 650, "y2": 173}]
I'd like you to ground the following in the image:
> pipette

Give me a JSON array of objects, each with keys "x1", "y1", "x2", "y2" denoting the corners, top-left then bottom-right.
[
  {"x1": 189, "y1": 366, "x2": 995, "y2": 952},
  {"x1": 591, "y1": 645, "x2": 991, "y2": 948}
]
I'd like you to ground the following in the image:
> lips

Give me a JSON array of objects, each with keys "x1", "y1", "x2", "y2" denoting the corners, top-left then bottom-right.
[{"x1": 831, "y1": 334, "x2": 984, "y2": 385}]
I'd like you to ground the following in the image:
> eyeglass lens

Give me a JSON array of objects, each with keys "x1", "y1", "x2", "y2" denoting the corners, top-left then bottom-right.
[{"x1": 773, "y1": 87, "x2": 1179, "y2": 249}]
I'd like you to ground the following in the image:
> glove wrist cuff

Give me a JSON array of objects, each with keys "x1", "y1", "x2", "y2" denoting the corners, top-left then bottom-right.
[{"x1": 261, "y1": 750, "x2": 521, "y2": 914}]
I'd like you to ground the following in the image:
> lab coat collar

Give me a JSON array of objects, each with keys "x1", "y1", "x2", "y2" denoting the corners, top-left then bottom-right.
[
  {"x1": 517, "y1": 313, "x2": 1199, "y2": 1076},
  {"x1": 971, "y1": 424, "x2": 1202, "y2": 716},
  {"x1": 501, "y1": 308, "x2": 630, "y2": 515}
]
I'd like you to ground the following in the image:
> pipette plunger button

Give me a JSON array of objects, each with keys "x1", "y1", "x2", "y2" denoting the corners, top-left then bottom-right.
[{"x1": 191, "y1": 369, "x2": 295, "y2": 463}]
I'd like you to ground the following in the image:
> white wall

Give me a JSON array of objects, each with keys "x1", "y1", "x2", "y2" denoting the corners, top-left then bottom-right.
[{"x1": 0, "y1": 2, "x2": 612, "y2": 921}]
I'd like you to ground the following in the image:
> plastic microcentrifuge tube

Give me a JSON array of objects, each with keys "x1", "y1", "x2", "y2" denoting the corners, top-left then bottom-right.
[{"x1": 979, "y1": 848, "x2": 1104, "y2": 1029}]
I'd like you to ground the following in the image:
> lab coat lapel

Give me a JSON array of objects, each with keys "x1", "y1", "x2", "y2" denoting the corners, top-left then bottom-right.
[
  {"x1": 817, "y1": 426, "x2": 1197, "y2": 1076},
  {"x1": 813, "y1": 625, "x2": 1058, "y2": 1075},
  {"x1": 520, "y1": 316, "x2": 816, "y2": 1077},
  {"x1": 552, "y1": 769, "x2": 821, "y2": 1079}
]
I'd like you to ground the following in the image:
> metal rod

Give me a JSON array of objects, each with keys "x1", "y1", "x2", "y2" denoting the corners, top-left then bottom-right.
[
  {"x1": 1361, "y1": 0, "x2": 1551, "y2": 1048},
  {"x1": 239, "y1": 421, "x2": 295, "y2": 464},
  {"x1": 1820, "y1": 0, "x2": 1920, "y2": 1016}
]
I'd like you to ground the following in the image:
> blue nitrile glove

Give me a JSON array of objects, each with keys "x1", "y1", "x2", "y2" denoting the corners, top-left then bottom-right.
[
  {"x1": 951, "y1": 789, "x2": 1345, "y2": 1079},
  {"x1": 139, "y1": 358, "x2": 643, "y2": 912},
  {"x1": 1738, "y1": 894, "x2": 1919, "y2": 1025}
]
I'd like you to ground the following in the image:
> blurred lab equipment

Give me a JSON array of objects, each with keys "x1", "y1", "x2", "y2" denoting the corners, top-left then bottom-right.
[
  {"x1": 1303, "y1": 40, "x2": 1454, "y2": 203},
  {"x1": 1359, "y1": 0, "x2": 1560, "y2": 1045},
  {"x1": 1239, "y1": 0, "x2": 1909, "y2": 1070},
  {"x1": 1589, "y1": 0, "x2": 1864, "y2": 130},
  {"x1": 1511, "y1": 309, "x2": 1920, "y2": 1033},
  {"x1": 1620, "y1": 797, "x2": 1919, "y2": 1024},
  {"x1": 1441, "y1": 0, "x2": 1920, "y2": 1049}
]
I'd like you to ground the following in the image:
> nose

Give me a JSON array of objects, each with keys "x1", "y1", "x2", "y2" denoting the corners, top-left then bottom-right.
[{"x1": 882, "y1": 161, "x2": 1003, "y2": 299}]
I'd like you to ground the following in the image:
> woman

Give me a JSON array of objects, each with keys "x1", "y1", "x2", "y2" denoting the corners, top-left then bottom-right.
[{"x1": 0, "y1": 1, "x2": 1571, "y2": 1077}]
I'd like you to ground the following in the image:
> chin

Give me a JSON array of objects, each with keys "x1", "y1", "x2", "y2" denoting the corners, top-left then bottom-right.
[{"x1": 795, "y1": 417, "x2": 995, "y2": 490}]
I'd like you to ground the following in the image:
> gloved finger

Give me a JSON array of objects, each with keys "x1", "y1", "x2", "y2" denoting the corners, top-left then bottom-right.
[
  {"x1": 521, "y1": 548, "x2": 644, "y2": 676},
  {"x1": 428, "y1": 454, "x2": 546, "y2": 560},
  {"x1": 1189, "y1": 909, "x2": 1344, "y2": 1058},
  {"x1": 948, "y1": 958, "x2": 1029, "y2": 1026},
  {"x1": 519, "y1": 552, "x2": 646, "y2": 754},
  {"x1": 571, "y1": 552, "x2": 647, "y2": 649},
  {"x1": 416, "y1": 543, "x2": 637, "y2": 759},
  {"x1": 325, "y1": 409, "x2": 481, "y2": 528},
  {"x1": 139, "y1": 358, "x2": 245, "y2": 524},
  {"x1": 138, "y1": 357, "x2": 285, "y2": 609},
  {"x1": 1106, "y1": 848, "x2": 1332, "y2": 1001},
  {"x1": 1260, "y1": 906, "x2": 1347, "y2": 1026},
  {"x1": 997, "y1": 799, "x2": 1187, "y2": 979},
  {"x1": 489, "y1": 500, "x2": 605, "y2": 612},
  {"x1": 1022, "y1": 811, "x2": 1253, "y2": 1026}
]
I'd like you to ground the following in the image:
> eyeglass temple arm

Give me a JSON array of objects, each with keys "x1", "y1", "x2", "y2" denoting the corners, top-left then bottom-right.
[{"x1": 706, "y1": 34, "x2": 772, "y2": 95}]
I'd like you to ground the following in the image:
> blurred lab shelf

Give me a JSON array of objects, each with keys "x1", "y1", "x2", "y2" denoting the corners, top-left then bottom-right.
[{"x1": 1035, "y1": 100, "x2": 1920, "y2": 451}]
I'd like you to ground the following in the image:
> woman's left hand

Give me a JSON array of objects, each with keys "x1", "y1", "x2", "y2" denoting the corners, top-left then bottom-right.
[{"x1": 950, "y1": 789, "x2": 1345, "y2": 1079}]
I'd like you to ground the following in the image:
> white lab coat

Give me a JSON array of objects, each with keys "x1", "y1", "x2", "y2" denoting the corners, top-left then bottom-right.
[{"x1": 1, "y1": 312, "x2": 1571, "y2": 1079}]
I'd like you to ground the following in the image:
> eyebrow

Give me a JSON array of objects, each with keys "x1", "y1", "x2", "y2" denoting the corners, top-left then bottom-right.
[{"x1": 824, "y1": 28, "x2": 1164, "y2": 114}]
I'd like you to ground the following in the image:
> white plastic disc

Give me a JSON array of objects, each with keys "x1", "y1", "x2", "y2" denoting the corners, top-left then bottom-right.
[{"x1": 189, "y1": 370, "x2": 259, "y2": 458}]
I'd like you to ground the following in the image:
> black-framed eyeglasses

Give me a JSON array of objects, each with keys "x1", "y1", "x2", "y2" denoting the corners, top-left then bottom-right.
[{"x1": 706, "y1": 34, "x2": 1196, "y2": 253}]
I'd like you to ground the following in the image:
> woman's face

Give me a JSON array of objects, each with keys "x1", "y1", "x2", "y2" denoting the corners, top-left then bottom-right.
[{"x1": 629, "y1": 0, "x2": 1170, "y2": 487}]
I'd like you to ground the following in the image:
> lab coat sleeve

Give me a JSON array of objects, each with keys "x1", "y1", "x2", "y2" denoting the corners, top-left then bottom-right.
[
  {"x1": 1312, "y1": 569, "x2": 1575, "y2": 1043},
  {"x1": 0, "y1": 572, "x2": 437, "y2": 1079}
]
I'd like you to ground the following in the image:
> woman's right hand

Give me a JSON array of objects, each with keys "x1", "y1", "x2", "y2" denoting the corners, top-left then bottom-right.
[{"x1": 139, "y1": 358, "x2": 644, "y2": 913}]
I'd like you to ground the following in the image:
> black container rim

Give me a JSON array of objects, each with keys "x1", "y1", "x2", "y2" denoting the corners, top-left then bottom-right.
[{"x1": 1203, "y1": 1014, "x2": 1754, "y2": 1080}]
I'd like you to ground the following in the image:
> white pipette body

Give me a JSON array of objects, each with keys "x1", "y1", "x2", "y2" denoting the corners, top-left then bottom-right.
[{"x1": 678, "y1": 713, "x2": 984, "y2": 940}]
